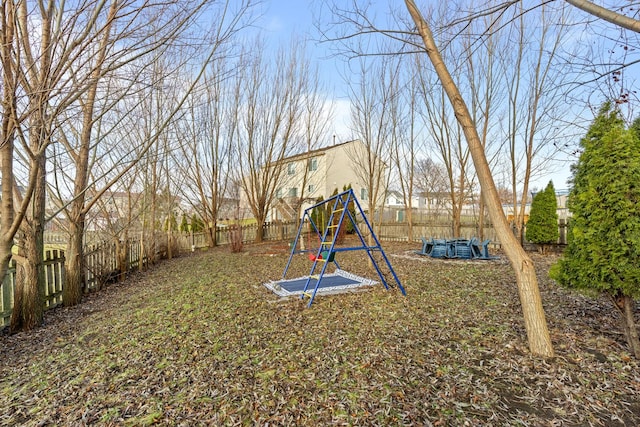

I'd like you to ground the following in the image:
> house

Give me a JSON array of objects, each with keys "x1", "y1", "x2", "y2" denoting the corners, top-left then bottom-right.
[
  {"x1": 261, "y1": 139, "x2": 386, "y2": 221},
  {"x1": 384, "y1": 190, "x2": 406, "y2": 208},
  {"x1": 518, "y1": 188, "x2": 571, "y2": 223},
  {"x1": 555, "y1": 189, "x2": 570, "y2": 220},
  {"x1": 382, "y1": 190, "x2": 478, "y2": 222},
  {"x1": 85, "y1": 191, "x2": 192, "y2": 232}
]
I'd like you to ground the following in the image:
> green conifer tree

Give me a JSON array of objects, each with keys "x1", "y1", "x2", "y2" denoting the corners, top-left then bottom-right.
[
  {"x1": 310, "y1": 196, "x2": 326, "y2": 236},
  {"x1": 190, "y1": 214, "x2": 204, "y2": 232},
  {"x1": 164, "y1": 213, "x2": 178, "y2": 232},
  {"x1": 550, "y1": 103, "x2": 640, "y2": 358},
  {"x1": 526, "y1": 181, "x2": 558, "y2": 253},
  {"x1": 179, "y1": 214, "x2": 189, "y2": 232},
  {"x1": 343, "y1": 184, "x2": 356, "y2": 234}
]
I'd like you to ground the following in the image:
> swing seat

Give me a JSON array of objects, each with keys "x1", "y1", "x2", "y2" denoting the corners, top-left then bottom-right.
[
  {"x1": 320, "y1": 250, "x2": 335, "y2": 262},
  {"x1": 308, "y1": 252, "x2": 323, "y2": 261},
  {"x1": 308, "y1": 250, "x2": 335, "y2": 262}
]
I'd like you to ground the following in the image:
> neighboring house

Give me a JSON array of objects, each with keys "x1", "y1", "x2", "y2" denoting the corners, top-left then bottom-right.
[
  {"x1": 257, "y1": 139, "x2": 386, "y2": 222},
  {"x1": 384, "y1": 190, "x2": 406, "y2": 208},
  {"x1": 415, "y1": 191, "x2": 455, "y2": 214},
  {"x1": 518, "y1": 188, "x2": 571, "y2": 223},
  {"x1": 86, "y1": 191, "x2": 192, "y2": 232},
  {"x1": 192, "y1": 196, "x2": 244, "y2": 222},
  {"x1": 554, "y1": 189, "x2": 570, "y2": 220},
  {"x1": 86, "y1": 191, "x2": 145, "y2": 232},
  {"x1": 383, "y1": 190, "x2": 478, "y2": 222},
  {"x1": 502, "y1": 202, "x2": 531, "y2": 224},
  {"x1": 382, "y1": 190, "x2": 409, "y2": 222},
  {"x1": 215, "y1": 197, "x2": 242, "y2": 221}
]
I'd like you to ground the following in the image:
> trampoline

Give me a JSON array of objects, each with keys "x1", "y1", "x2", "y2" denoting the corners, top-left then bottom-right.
[{"x1": 264, "y1": 269, "x2": 377, "y2": 298}]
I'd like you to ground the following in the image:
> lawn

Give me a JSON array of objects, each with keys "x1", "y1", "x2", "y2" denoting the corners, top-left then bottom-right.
[{"x1": 1, "y1": 241, "x2": 639, "y2": 426}]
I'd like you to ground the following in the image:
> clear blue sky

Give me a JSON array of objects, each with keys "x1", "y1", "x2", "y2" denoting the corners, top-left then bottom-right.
[
  {"x1": 256, "y1": 1, "x2": 355, "y2": 143},
  {"x1": 255, "y1": 1, "x2": 611, "y2": 192}
]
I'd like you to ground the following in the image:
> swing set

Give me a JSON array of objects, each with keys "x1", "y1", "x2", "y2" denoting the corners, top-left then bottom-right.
[{"x1": 264, "y1": 189, "x2": 406, "y2": 307}]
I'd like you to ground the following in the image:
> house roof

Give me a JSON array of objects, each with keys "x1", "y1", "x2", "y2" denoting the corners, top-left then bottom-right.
[
  {"x1": 386, "y1": 190, "x2": 403, "y2": 198},
  {"x1": 273, "y1": 139, "x2": 361, "y2": 164}
]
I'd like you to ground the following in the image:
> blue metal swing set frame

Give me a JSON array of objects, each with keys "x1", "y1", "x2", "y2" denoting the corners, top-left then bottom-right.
[{"x1": 274, "y1": 189, "x2": 406, "y2": 307}]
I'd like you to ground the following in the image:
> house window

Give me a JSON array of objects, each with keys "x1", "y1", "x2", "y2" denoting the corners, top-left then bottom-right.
[
  {"x1": 308, "y1": 184, "x2": 315, "y2": 193},
  {"x1": 361, "y1": 188, "x2": 368, "y2": 201},
  {"x1": 288, "y1": 187, "x2": 298, "y2": 197},
  {"x1": 288, "y1": 163, "x2": 296, "y2": 175},
  {"x1": 308, "y1": 158, "x2": 318, "y2": 172}
]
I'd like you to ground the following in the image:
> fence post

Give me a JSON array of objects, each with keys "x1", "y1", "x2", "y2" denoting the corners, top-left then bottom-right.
[
  {"x1": 559, "y1": 218, "x2": 567, "y2": 245},
  {"x1": 1, "y1": 260, "x2": 16, "y2": 327}
]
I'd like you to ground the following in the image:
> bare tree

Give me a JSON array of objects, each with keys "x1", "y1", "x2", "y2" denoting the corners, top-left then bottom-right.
[
  {"x1": 459, "y1": 6, "x2": 504, "y2": 239},
  {"x1": 403, "y1": 0, "x2": 554, "y2": 357},
  {"x1": 9, "y1": 0, "x2": 103, "y2": 330},
  {"x1": 414, "y1": 158, "x2": 450, "y2": 218},
  {"x1": 288, "y1": 65, "x2": 333, "y2": 223},
  {"x1": 346, "y1": 54, "x2": 400, "y2": 234},
  {"x1": 235, "y1": 42, "x2": 308, "y2": 242},
  {"x1": 415, "y1": 48, "x2": 472, "y2": 237},
  {"x1": 389, "y1": 62, "x2": 422, "y2": 241},
  {"x1": 174, "y1": 67, "x2": 238, "y2": 247},
  {"x1": 501, "y1": 2, "x2": 568, "y2": 243},
  {"x1": 0, "y1": 1, "x2": 32, "y2": 316},
  {"x1": 48, "y1": 0, "x2": 255, "y2": 307}
]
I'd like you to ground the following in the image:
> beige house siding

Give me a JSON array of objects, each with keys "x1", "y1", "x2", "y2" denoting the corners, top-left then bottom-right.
[{"x1": 261, "y1": 139, "x2": 385, "y2": 221}]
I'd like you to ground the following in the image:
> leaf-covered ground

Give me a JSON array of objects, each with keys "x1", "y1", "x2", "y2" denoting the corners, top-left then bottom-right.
[{"x1": 1, "y1": 241, "x2": 639, "y2": 426}]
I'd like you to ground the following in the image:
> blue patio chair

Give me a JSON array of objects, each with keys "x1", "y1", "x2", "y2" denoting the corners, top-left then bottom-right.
[
  {"x1": 430, "y1": 239, "x2": 448, "y2": 258},
  {"x1": 450, "y1": 239, "x2": 472, "y2": 259},
  {"x1": 470, "y1": 237, "x2": 482, "y2": 259},
  {"x1": 476, "y1": 239, "x2": 498, "y2": 259},
  {"x1": 418, "y1": 237, "x2": 434, "y2": 256}
]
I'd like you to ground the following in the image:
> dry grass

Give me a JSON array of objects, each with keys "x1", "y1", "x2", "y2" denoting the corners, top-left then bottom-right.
[{"x1": 1, "y1": 240, "x2": 638, "y2": 426}]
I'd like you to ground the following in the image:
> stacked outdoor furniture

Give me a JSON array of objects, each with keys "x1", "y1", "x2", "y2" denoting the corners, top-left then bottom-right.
[{"x1": 417, "y1": 237, "x2": 498, "y2": 260}]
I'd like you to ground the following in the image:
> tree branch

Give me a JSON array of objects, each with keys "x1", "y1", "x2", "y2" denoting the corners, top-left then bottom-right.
[{"x1": 565, "y1": 0, "x2": 640, "y2": 33}]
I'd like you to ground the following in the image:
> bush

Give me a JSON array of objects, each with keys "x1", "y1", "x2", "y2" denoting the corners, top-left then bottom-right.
[{"x1": 526, "y1": 181, "x2": 558, "y2": 252}]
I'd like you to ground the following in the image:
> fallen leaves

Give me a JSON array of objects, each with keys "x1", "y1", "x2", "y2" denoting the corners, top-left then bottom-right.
[{"x1": 0, "y1": 242, "x2": 638, "y2": 426}]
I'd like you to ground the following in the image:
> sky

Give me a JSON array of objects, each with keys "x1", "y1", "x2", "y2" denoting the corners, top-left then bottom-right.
[
  {"x1": 254, "y1": 1, "x2": 629, "y2": 192},
  {"x1": 258, "y1": 0, "x2": 354, "y2": 140}
]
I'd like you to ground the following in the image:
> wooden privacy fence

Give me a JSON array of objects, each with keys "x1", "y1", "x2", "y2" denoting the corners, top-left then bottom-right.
[
  {"x1": 376, "y1": 220, "x2": 569, "y2": 246},
  {"x1": 83, "y1": 238, "x2": 148, "y2": 292},
  {"x1": 3, "y1": 219, "x2": 566, "y2": 327},
  {"x1": 1, "y1": 250, "x2": 66, "y2": 327},
  {"x1": 377, "y1": 222, "x2": 500, "y2": 243},
  {"x1": 173, "y1": 221, "x2": 301, "y2": 251},
  {"x1": 1, "y1": 239, "x2": 148, "y2": 327}
]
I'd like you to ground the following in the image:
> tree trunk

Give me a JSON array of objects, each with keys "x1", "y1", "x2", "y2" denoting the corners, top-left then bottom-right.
[
  {"x1": 167, "y1": 220, "x2": 173, "y2": 260},
  {"x1": 206, "y1": 225, "x2": 215, "y2": 247},
  {"x1": 116, "y1": 238, "x2": 128, "y2": 281},
  {"x1": 63, "y1": 218, "x2": 85, "y2": 306},
  {"x1": 210, "y1": 217, "x2": 218, "y2": 247},
  {"x1": 10, "y1": 234, "x2": 44, "y2": 332},
  {"x1": 139, "y1": 231, "x2": 145, "y2": 272},
  {"x1": 614, "y1": 295, "x2": 640, "y2": 358},
  {"x1": 404, "y1": 0, "x2": 554, "y2": 357},
  {"x1": 565, "y1": 0, "x2": 640, "y2": 33},
  {"x1": 0, "y1": 134, "x2": 15, "y2": 286},
  {"x1": 478, "y1": 198, "x2": 486, "y2": 239},
  {"x1": 255, "y1": 214, "x2": 266, "y2": 243},
  {"x1": 11, "y1": 158, "x2": 46, "y2": 332},
  {"x1": 406, "y1": 205, "x2": 414, "y2": 242},
  {"x1": 0, "y1": 5, "x2": 18, "y2": 290}
]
